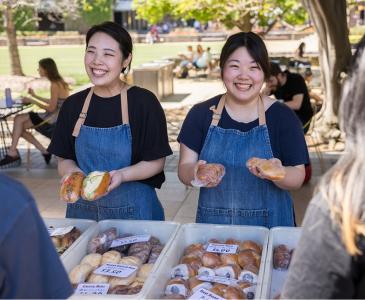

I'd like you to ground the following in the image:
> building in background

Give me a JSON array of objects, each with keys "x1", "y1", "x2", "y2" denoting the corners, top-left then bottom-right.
[{"x1": 114, "y1": 0, "x2": 148, "y2": 31}]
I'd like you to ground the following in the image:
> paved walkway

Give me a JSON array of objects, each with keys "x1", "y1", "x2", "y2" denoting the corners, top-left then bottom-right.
[{"x1": 1, "y1": 77, "x2": 341, "y2": 225}]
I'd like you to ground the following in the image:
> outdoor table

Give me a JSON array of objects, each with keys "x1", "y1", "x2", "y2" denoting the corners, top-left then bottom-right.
[{"x1": 0, "y1": 104, "x2": 31, "y2": 161}]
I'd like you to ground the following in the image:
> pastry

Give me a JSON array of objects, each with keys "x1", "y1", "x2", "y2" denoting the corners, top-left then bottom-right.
[
  {"x1": 80, "y1": 253, "x2": 102, "y2": 269},
  {"x1": 60, "y1": 172, "x2": 85, "y2": 203},
  {"x1": 246, "y1": 157, "x2": 285, "y2": 181},
  {"x1": 196, "y1": 163, "x2": 225, "y2": 185},
  {"x1": 81, "y1": 171, "x2": 110, "y2": 201}
]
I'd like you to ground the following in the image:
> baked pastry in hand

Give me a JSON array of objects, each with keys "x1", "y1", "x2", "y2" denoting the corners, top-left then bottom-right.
[
  {"x1": 246, "y1": 157, "x2": 285, "y2": 181},
  {"x1": 81, "y1": 171, "x2": 110, "y2": 201},
  {"x1": 60, "y1": 172, "x2": 85, "y2": 203},
  {"x1": 193, "y1": 163, "x2": 225, "y2": 186}
]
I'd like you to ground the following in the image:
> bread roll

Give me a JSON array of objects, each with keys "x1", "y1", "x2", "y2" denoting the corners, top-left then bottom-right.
[
  {"x1": 224, "y1": 286, "x2": 246, "y2": 299},
  {"x1": 215, "y1": 264, "x2": 241, "y2": 279},
  {"x1": 109, "y1": 272, "x2": 137, "y2": 288},
  {"x1": 69, "y1": 263, "x2": 93, "y2": 285},
  {"x1": 246, "y1": 157, "x2": 285, "y2": 181},
  {"x1": 184, "y1": 243, "x2": 204, "y2": 258},
  {"x1": 60, "y1": 172, "x2": 85, "y2": 203},
  {"x1": 273, "y1": 244, "x2": 292, "y2": 270},
  {"x1": 180, "y1": 256, "x2": 202, "y2": 271},
  {"x1": 120, "y1": 256, "x2": 143, "y2": 267},
  {"x1": 101, "y1": 250, "x2": 121, "y2": 265},
  {"x1": 165, "y1": 278, "x2": 189, "y2": 297},
  {"x1": 188, "y1": 277, "x2": 213, "y2": 293},
  {"x1": 81, "y1": 253, "x2": 102, "y2": 269},
  {"x1": 238, "y1": 249, "x2": 261, "y2": 269},
  {"x1": 239, "y1": 240, "x2": 262, "y2": 254},
  {"x1": 196, "y1": 163, "x2": 225, "y2": 184},
  {"x1": 81, "y1": 171, "x2": 110, "y2": 201},
  {"x1": 221, "y1": 253, "x2": 239, "y2": 265},
  {"x1": 202, "y1": 252, "x2": 221, "y2": 268},
  {"x1": 137, "y1": 263, "x2": 154, "y2": 281},
  {"x1": 87, "y1": 274, "x2": 109, "y2": 283},
  {"x1": 170, "y1": 264, "x2": 196, "y2": 279}
]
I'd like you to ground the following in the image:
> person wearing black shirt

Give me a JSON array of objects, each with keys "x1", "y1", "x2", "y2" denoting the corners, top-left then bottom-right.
[
  {"x1": 266, "y1": 62, "x2": 313, "y2": 133},
  {"x1": 48, "y1": 22, "x2": 172, "y2": 221},
  {"x1": 0, "y1": 174, "x2": 73, "y2": 299}
]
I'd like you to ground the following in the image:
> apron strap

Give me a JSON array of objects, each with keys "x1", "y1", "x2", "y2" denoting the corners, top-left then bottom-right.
[
  {"x1": 72, "y1": 87, "x2": 94, "y2": 137},
  {"x1": 209, "y1": 94, "x2": 266, "y2": 126},
  {"x1": 72, "y1": 83, "x2": 130, "y2": 137},
  {"x1": 121, "y1": 85, "x2": 129, "y2": 125}
]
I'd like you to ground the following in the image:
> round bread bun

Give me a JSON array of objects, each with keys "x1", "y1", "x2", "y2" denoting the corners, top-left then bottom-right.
[
  {"x1": 246, "y1": 157, "x2": 285, "y2": 181},
  {"x1": 196, "y1": 163, "x2": 225, "y2": 184},
  {"x1": 81, "y1": 171, "x2": 110, "y2": 201},
  {"x1": 60, "y1": 172, "x2": 85, "y2": 203}
]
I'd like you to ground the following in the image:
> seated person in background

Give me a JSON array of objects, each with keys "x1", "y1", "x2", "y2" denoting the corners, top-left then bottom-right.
[
  {"x1": 289, "y1": 42, "x2": 311, "y2": 69},
  {"x1": 304, "y1": 68, "x2": 323, "y2": 112},
  {"x1": 175, "y1": 45, "x2": 195, "y2": 78},
  {"x1": 264, "y1": 62, "x2": 313, "y2": 183},
  {"x1": 0, "y1": 58, "x2": 70, "y2": 167},
  {"x1": 0, "y1": 174, "x2": 73, "y2": 298},
  {"x1": 192, "y1": 44, "x2": 204, "y2": 66}
]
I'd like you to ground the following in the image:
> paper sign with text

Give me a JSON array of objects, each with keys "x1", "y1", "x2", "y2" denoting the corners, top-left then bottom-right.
[
  {"x1": 110, "y1": 234, "x2": 151, "y2": 248},
  {"x1": 206, "y1": 243, "x2": 238, "y2": 254},
  {"x1": 189, "y1": 288, "x2": 225, "y2": 300},
  {"x1": 197, "y1": 274, "x2": 239, "y2": 286},
  {"x1": 74, "y1": 283, "x2": 109, "y2": 295},
  {"x1": 94, "y1": 263, "x2": 138, "y2": 278}
]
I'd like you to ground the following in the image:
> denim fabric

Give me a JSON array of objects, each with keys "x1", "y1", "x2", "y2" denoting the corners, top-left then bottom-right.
[
  {"x1": 66, "y1": 124, "x2": 164, "y2": 221},
  {"x1": 197, "y1": 124, "x2": 294, "y2": 228}
]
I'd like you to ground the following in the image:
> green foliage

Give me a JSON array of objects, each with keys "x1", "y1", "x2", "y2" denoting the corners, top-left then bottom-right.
[
  {"x1": 133, "y1": 0, "x2": 175, "y2": 24},
  {"x1": 133, "y1": 0, "x2": 307, "y2": 33},
  {"x1": 80, "y1": 0, "x2": 113, "y2": 26},
  {"x1": 0, "y1": 5, "x2": 37, "y2": 32}
]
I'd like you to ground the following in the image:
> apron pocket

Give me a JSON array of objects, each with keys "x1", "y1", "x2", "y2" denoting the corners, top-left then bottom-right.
[
  {"x1": 98, "y1": 205, "x2": 136, "y2": 221},
  {"x1": 234, "y1": 208, "x2": 269, "y2": 227},
  {"x1": 66, "y1": 202, "x2": 98, "y2": 221},
  {"x1": 196, "y1": 206, "x2": 269, "y2": 227}
]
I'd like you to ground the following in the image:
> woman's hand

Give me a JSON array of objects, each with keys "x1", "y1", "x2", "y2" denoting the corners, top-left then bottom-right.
[
  {"x1": 247, "y1": 157, "x2": 285, "y2": 181},
  {"x1": 28, "y1": 87, "x2": 36, "y2": 97},
  {"x1": 192, "y1": 160, "x2": 223, "y2": 188},
  {"x1": 107, "y1": 169, "x2": 125, "y2": 193},
  {"x1": 21, "y1": 96, "x2": 32, "y2": 104}
]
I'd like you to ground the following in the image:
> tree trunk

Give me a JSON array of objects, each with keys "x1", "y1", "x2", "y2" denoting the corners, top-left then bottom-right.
[
  {"x1": 236, "y1": 12, "x2": 253, "y2": 32},
  {"x1": 301, "y1": 0, "x2": 351, "y2": 131},
  {"x1": 4, "y1": 1, "x2": 25, "y2": 76}
]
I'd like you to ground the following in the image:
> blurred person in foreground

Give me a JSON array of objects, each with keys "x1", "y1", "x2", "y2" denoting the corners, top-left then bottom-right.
[
  {"x1": 0, "y1": 174, "x2": 72, "y2": 298},
  {"x1": 282, "y1": 35, "x2": 365, "y2": 298}
]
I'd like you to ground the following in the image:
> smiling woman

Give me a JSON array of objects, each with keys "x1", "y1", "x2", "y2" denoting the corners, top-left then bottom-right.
[
  {"x1": 177, "y1": 32, "x2": 309, "y2": 228},
  {"x1": 48, "y1": 22, "x2": 172, "y2": 222}
]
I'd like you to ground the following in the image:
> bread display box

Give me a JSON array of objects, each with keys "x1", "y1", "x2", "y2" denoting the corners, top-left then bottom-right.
[
  {"x1": 44, "y1": 217, "x2": 97, "y2": 258},
  {"x1": 144, "y1": 223, "x2": 269, "y2": 299},
  {"x1": 62, "y1": 219, "x2": 179, "y2": 299},
  {"x1": 261, "y1": 226, "x2": 302, "y2": 299}
]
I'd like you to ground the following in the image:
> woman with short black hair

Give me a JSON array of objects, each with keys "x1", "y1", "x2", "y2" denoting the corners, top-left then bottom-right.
[
  {"x1": 49, "y1": 22, "x2": 172, "y2": 221},
  {"x1": 178, "y1": 32, "x2": 309, "y2": 227}
]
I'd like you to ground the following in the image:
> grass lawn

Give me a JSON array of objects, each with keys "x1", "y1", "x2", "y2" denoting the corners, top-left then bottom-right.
[{"x1": 0, "y1": 41, "x2": 224, "y2": 88}]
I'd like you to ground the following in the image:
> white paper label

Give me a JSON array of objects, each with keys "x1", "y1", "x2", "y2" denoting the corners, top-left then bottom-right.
[
  {"x1": 238, "y1": 270, "x2": 258, "y2": 284},
  {"x1": 197, "y1": 274, "x2": 239, "y2": 286},
  {"x1": 93, "y1": 263, "x2": 138, "y2": 278},
  {"x1": 110, "y1": 234, "x2": 151, "y2": 248},
  {"x1": 206, "y1": 243, "x2": 238, "y2": 254},
  {"x1": 49, "y1": 226, "x2": 74, "y2": 237},
  {"x1": 74, "y1": 283, "x2": 109, "y2": 295},
  {"x1": 189, "y1": 288, "x2": 225, "y2": 300}
]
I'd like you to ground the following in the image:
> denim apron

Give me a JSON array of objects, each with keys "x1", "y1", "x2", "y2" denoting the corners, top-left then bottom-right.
[
  {"x1": 66, "y1": 86, "x2": 164, "y2": 221},
  {"x1": 196, "y1": 95, "x2": 294, "y2": 228}
]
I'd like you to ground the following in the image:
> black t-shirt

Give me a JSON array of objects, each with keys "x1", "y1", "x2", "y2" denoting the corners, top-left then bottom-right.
[
  {"x1": 274, "y1": 71, "x2": 313, "y2": 126},
  {"x1": 48, "y1": 86, "x2": 172, "y2": 189},
  {"x1": 0, "y1": 175, "x2": 73, "y2": 299},
  {"x1": 178, "y1": 95, "x2": 309, "y2": 167}
]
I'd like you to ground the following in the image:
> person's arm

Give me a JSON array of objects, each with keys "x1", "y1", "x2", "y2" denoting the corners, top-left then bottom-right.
[
  {"x1": 108, "y1": 158, "x2": 165, "y2": 192},
  {"x1": 284, "y1": 93, "x2": 303, "y2": 110},
  {"x1": 178, "y1": 143, "x2": 199, "y2": 186},
  {"x1": 24, "y1": 83, "x2": 59, "y2": 112},
  {"x1": 282, "y1": 197, "x2": 354, "y2": 298}
]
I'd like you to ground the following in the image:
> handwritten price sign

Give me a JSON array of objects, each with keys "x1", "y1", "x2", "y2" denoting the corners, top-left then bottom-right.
[
  {"x1": 206, "y1": 243, "x2": 238, "y2": 254},
  {"x1": 197, "y1": 274, "x2": 239, "y2": 286},
  {"x1": 110, "y1": 234, "x2": 151, "y2": 248},
  {"x1": 188, "y1": 288, "x2": 225, "y2": 300},
  {"x1": 75, "y1": 283, "x2": 109, "y2": 295},
  {"x1": 93, "y1": 263, "x2": 138, "y2": 278}
]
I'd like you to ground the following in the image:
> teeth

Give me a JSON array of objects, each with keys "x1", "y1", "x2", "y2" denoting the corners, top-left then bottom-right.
[
  {"x1": 235, "y1": 83, "x2": 251, "y2": 90},
  {"x1": 92, "y1": 69, "x2": 107, "y2": 75}
]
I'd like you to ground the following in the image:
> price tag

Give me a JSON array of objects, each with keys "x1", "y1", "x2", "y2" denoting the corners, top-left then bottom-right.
[
  {"x1": 74, "y1": 283, "x2": 109, "y2": 295},
  {"x1": 206, "y1": 243, "x2": 238, "y2": 254},
  {"x1": 189, "y1": 288, "x2": 225, "y2": 300},
  {"x1": 110, "y1": 234, "x2": 151, "y2": 248},
  {"x1": 197, "y1": 274, "x2": 239, "y2": 286},
  {"x1": 93, "y1": 263, "x2": 138, "y2": 278},
  {"x1": 49, "y1": 226, "x2": 74, "y2": 237}
]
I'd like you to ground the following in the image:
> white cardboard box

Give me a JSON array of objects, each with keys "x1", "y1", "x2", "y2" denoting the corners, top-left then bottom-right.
[
  {"x1": 62, "y1": 219, "x2": 180, "y2": 299},
  {"x1": 261, "y1": 226, "x2": 302, "y2": 299},
  {"x1": 144, "y1": 223, "x2": 269, "y2": 299},
  {"x1": 43, "y1": 217, "x2": 97, "y2": 259}
]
